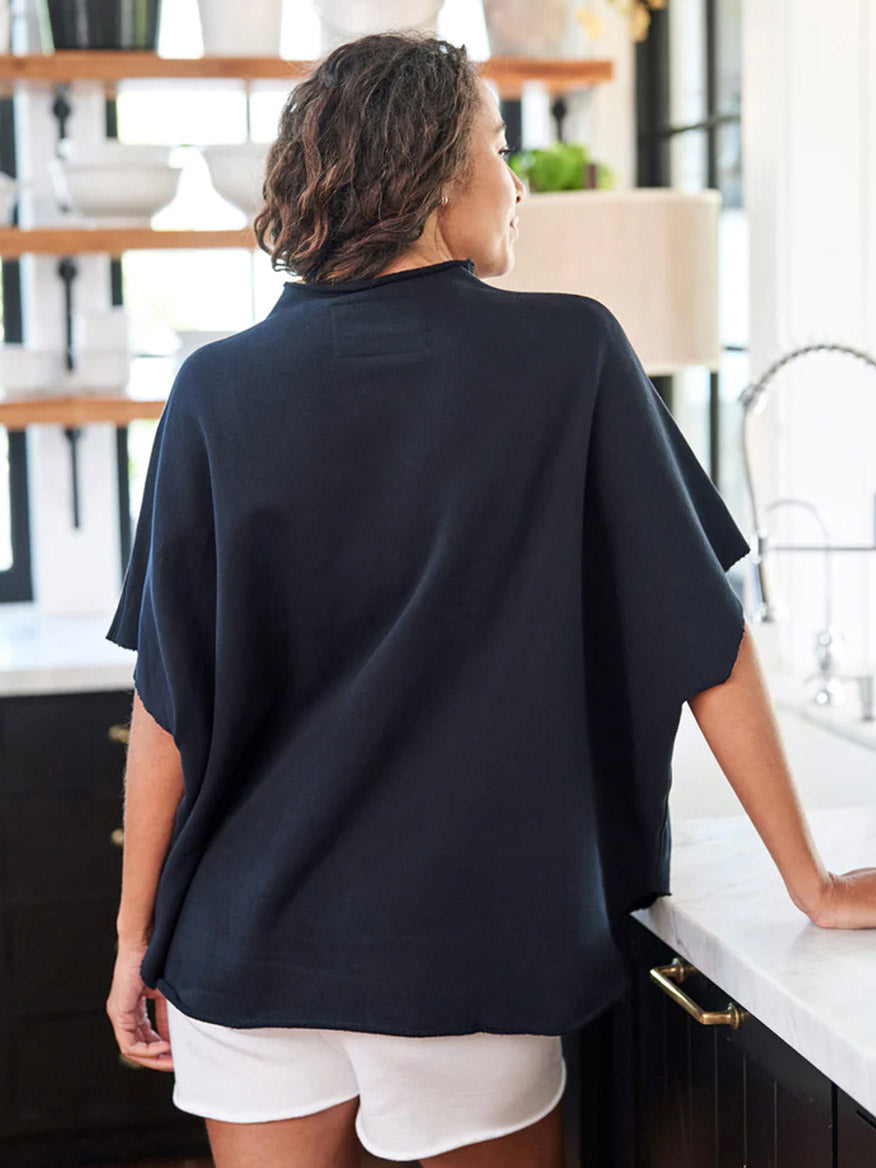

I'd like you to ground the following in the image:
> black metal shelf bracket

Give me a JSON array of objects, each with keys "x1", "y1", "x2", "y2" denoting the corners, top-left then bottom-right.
[
  {"x1": 51, "y1": 82, "x2": 73, "y2": 147},
  {"x1": 62, "y1": 425, "x2": 83, "y2": 528}
]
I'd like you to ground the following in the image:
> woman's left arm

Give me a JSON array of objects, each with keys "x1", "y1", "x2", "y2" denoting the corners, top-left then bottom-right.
[
  {"x1": 106, "y1": 687, "x2": 184, "y2": 1070},
  {"x1": 687, "y1": 622, "x2": 830, "y2": 919}
]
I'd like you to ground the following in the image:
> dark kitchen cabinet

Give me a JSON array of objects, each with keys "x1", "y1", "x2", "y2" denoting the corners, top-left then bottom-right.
[
  {"x1": 0, "y1": 688, "x2": 210, "y2": 1167},
  {"x1": 596, "y1": 915, "x2": 861, "y2": 1168},
  {"x1": 836, "y1": 1085, "x2": 876, "y2": 1166}
]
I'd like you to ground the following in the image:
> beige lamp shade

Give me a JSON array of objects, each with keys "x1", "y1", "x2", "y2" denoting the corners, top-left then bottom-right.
[{"x1": 482, "y1": 189, "x2": 722, "y2": 375}]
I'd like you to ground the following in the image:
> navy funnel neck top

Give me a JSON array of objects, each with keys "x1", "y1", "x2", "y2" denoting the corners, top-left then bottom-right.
[{"x1": 106, "y1": 255, "x2": 750, "y2": 1035}]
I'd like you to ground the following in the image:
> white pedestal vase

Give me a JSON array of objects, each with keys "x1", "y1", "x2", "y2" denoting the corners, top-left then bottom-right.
[
  {"x1": 196, "y1": 0, "x2": 284, "y2": 56},
  {"x1": 482, "y1": 0, "x2": 589, "y2": 58},
  {"x1": 315, "y1": 0, "x2": 444, "y2": 56}
]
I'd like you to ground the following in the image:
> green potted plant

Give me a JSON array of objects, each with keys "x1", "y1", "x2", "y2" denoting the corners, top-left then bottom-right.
[{"x1": 507, "y1": 141, "x2": 615, "y2": 191}]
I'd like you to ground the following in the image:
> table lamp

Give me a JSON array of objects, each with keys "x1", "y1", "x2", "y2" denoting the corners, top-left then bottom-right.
[{"x1": 482, "y1": 188, "x2": 722, "y2": 376}]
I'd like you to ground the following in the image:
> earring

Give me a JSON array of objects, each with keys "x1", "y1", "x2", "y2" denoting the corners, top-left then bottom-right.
[{"x1": 440, "y1": 194, "x2": 449, "y2": 207}]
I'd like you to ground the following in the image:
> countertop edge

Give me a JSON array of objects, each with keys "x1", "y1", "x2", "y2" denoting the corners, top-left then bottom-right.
[{"x1": 631, "y1": 876, "x2": 876, "y2": 1118}]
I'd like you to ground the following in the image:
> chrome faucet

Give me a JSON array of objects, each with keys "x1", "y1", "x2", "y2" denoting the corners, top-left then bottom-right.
[
  {"x1": 739, "y1": 341, "x2": 876, "y2": 718},
  {"x1": 739, "y1": 340, "x2": 876, "y2": 623}
]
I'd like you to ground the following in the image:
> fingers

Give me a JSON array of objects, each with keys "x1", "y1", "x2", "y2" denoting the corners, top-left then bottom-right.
[
  {"x1": 107, "y1": 989, "x2": 174, "y2": 1072},
  {"x1": 114, "y1": 1026, "x2": 174, "y2": 1071},
  {"x1": 112, "y1": 1015, "x2": 175, "y2": 1070},
  {"x1": 119, "y1": 1036, "x2": 175, "y2": 1071}
]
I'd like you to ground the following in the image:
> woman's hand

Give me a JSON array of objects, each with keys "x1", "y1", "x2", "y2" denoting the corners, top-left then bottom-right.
[
  {"x1": 805, "y1": 868, "x2": 876, "y2": 929},
  {"x1": 106, "y1": 940, "x2": 173, "y2": 1071},
  {"x1": 108, "y1": 689, "x2": 184, "y2": 1071},
  {"x1": 687, "y1": 626, "x2": 873, "y2": 928}
]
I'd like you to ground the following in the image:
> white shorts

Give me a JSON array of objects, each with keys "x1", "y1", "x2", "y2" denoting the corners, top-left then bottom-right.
[{"x1": 165, "y1": 999, "x2": 567, "y2": 1162}]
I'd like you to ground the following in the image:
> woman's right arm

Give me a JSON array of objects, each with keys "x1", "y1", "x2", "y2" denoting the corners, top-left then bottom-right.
[
  {"x1": 115, "y1": 688, "x2": 185, "y2": 947},
  {"x1": 687, "y1": 620, "x2": 876, "y2": 929},
  {"x1": 105, "y1": 688, "x2": 182, "y2": 1068}
]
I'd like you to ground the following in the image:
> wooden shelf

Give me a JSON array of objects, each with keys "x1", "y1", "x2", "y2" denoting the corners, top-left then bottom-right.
[
  {"x1": 0, "y1": 54, "x2": 614, "y2": 260},
  {"x1": 0, "y1": 226, "x2": 257, "y2": 257},
  {"x1": 0, "y1": 52, "x2": 615, "y2": 429},
  {"x1": 0, "y1": 52, "x2": 613, "y2": 96},
  {"x1": 0, "y1": 52, "x2": 318, "y2": 83},
  {"x1": 0, "y1": 393, "x2": 165, "y2": 430},
  {"x1": 481, "y1": 55, "x2": 614, "y2": 97}
]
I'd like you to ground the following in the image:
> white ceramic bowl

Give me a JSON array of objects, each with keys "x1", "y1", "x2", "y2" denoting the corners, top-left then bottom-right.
[
  {"x1": 49, "y1": 159, "x2": 181, "y2": 224},
  {"x1": 59, "y1": 142, "x2": 174, "y2": 170},
  {"x1": 201, "y1": 143, "x2": 271, "y2": 219}
]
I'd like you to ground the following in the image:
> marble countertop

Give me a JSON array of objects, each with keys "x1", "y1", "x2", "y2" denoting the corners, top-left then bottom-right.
[
  {"x1": 0, "y1": 602, "x2": 135, "y2": 696},
  {"x1": 633, "y1": 805, "x2": 876, "y2": 1117}
]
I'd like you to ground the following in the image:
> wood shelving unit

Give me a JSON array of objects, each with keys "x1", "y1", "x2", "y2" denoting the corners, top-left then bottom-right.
[
  {"x1": 0, "y1": 51, "x2": 613, "y2": 96},
  {"x1": 0, "y1": 393, "x2": 165, "y2": 430},
  {"x1": 0, "y1": 51, "x2": 614, "y2": 428},
  {"x1": 0, "y1": 225, "x2": 256, "y2": 257}
]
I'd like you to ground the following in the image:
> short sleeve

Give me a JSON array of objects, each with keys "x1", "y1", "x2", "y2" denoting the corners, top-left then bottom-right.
[
  {"x1": 583, "y1": 299, "x2": 751, "y2": 709},
  {"x1": 580, "y1": 300, "x2": 751, "y2": 923},
  {"x1": 106, "y1": 359, "x2": 217, "y2": 742}
]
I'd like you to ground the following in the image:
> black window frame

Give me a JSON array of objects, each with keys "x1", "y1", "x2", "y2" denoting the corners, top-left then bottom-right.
[
  {"x1": 105, "y1": 98, "x2": 134, "y2": 576},
  {"x1": 634, "y1": 0, "x2": 743, "y2": 490},
  {"x1": 0, "y1": 94, "x2": 34, "y2": 603}
]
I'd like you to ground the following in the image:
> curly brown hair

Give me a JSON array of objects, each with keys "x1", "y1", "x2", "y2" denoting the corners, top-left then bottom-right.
[{"x1": 253, "y1": 32, "x2": 483, "y2": 285}]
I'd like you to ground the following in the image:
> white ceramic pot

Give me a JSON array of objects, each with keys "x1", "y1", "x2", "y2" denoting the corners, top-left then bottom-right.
[
  {"x1": 73, "y1": 307, "x2": 131, "y2": 353},
  {"x1": 0, "y1": 170, "x2": 17, "y2": 225},
  {"x1": 66, "y1": 349, "x2": 131, "y2": 393},
  {"x1": 173, "y1": 330, "x2": 236, "y2": 372},
  {"x1": 0, "y1": 344, "x2": 63, "y2": 397},
  {"x1": 315, "y1": 0, "x2": 444, "y2": 54},
  {"x1": 482, "y1": 0, "x2": 577, "y2": 57},
  {"x1": 0, "y1": 1, "x2": 11, "y2": 54},
  {"x1": 201, "y1": 142, "x2": 271, "y2": 220},
  {"x1": 197, "y1": 0, "x2": 284, "y2": 56}
]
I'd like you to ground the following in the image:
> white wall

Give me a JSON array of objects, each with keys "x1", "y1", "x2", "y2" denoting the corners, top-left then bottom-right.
[{"x1": 743, "y1": 0, "x2": 876, "y2": 679}]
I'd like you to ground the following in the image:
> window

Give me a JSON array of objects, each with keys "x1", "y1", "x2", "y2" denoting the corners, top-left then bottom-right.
[{"x1": 635, "y1": 0, "x2": 747, "y2": 521}]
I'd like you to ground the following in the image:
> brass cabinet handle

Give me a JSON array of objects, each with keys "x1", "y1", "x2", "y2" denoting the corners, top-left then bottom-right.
[
  {"x1": 649, "y1": 957, "x2": 750, "y2": 1029},
  {"x1": 108, "y1": 723, "x2": 130, "y2": 745},
  {"x1": 111, "y1": 827, "x2": 124, "y2": 848}
]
